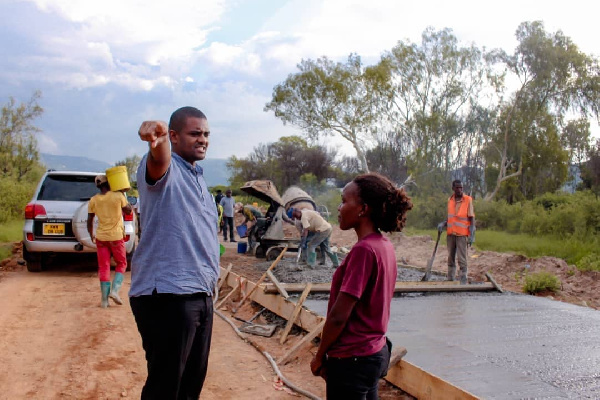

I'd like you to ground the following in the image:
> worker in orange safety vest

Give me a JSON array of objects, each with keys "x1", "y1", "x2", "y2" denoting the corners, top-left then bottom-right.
[{"x1": 437, "y1": 180, "x2": 475, "y2": 284}]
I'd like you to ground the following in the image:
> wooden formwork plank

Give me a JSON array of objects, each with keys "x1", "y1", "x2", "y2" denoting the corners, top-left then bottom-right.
[
  {"x1": 263, "y1": 281, "x2": 495, "y2": 294},
  {"x1": 217, "y1": 263, "x2": 233, "y2": 291},
  {"x1": 279, "y1": 319, "x2": 325, "y2": 365},
  {"x1": 266, "y1": 270, "x2": 289, "y2": 299},
  {"x1": 219, "y1": 266, "x2": 324, "y2": 332},
  {"x1": 485, "y1": 272, "x2": 504, "y2": 293},
  {"x1": 280, "y1": 283, "x2": 312, "y2": 345},
  {"x1": 385, "y1": 360, "x2": 480, "y2": 400}
]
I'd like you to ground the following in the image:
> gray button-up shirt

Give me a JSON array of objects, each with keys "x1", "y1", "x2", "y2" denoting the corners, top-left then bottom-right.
[{"x1": 129, "y1": 152, "x2": 219, "y2": 296}]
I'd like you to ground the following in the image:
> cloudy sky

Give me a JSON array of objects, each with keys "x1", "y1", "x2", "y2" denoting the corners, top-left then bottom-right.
[{"x1": 1, "y1": 0, "x2": 598, "y2": 164}]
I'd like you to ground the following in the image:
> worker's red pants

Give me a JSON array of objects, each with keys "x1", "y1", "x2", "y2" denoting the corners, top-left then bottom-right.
[{"x1": 96, "y1": 239, "x2": 127, "y2": 282}]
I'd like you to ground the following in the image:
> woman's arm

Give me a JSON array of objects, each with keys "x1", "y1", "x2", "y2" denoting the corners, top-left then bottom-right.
[{"x1": 310, "y1": 292, "x2": 358, "y2": 377}]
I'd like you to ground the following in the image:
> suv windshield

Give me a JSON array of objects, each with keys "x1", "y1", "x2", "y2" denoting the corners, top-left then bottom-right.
[{"x1": 37, "y1": 175, "x2": 98, "y2": 201}]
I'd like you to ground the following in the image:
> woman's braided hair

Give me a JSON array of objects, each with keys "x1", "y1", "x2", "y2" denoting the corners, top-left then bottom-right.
[{"x1": 353, "y1": 172, "x2": 413, "y2": 233}]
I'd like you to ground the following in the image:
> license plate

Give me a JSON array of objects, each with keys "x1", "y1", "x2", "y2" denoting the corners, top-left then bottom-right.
[{"x1": 43, "y1": 223, "x2": 65, "y2": 235}]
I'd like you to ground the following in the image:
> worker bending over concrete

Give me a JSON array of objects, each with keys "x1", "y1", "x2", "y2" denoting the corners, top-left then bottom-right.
[
  {"x1": 289, "y1": 208, "x2": 339, "y2": 268},
  {"x1": 236, "y1": 203, "x2": 264, "y2": 250}
]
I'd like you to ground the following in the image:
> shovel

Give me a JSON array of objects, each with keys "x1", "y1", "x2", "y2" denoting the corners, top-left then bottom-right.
[{"x1": 421, "y1": 230, "x2": 442, "y2": 281}]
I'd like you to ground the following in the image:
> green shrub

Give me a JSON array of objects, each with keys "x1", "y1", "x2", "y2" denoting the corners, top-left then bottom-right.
[
  {"x1": 314, "y1": 188, "x2": 342, "y2": 223},
  {"x1": 523, "y1": 271, "x2": 561, "y2": 294},
  {"x1": 406, "y1": 194, "x2": 447, "y2": 229},
  {"x1": 576, "y1": 253, "x2": 600, "y2": 272}
]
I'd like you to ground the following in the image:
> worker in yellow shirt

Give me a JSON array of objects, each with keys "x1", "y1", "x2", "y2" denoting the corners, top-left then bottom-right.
[{"x1": 87, "y1": 175, "x2": 133, "y2": 308}]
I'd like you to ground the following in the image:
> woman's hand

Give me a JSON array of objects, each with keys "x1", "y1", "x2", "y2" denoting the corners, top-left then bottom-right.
[{"x1": 310, "y1": 355, "x2": 326, "y2": 380}]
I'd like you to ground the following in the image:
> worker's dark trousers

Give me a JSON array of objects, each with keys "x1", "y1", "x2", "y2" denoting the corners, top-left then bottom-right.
[
  {"x1": 223, "y1": 216, "x2": 234, "y2": 241},
  {"x1": 130, "y1": 292, "x2": 213, "y2": 400},
  {"x1": 325, "y1": 339, "x2": 391, "y2": 400}
]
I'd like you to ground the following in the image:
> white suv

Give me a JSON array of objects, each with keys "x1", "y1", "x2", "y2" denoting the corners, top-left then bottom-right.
[{"x1": 22, "y1": 170, "x2": 137, "y2": 272}]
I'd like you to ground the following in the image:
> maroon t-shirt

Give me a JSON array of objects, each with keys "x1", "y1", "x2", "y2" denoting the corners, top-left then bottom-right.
[{"x1": 326, "y1": 232, "x2": 397, "y2": 358}]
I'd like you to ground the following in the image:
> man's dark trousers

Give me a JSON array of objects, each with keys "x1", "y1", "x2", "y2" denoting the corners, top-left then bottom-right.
[
  {"x1": 130, "y1": 292, "x2": 213, "y2": 400},
  {"x1": 223, "y1": 216, "x2": 234, "y2": 241}
]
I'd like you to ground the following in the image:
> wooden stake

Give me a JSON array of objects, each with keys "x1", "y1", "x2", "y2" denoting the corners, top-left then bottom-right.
[
  {"x1": 266, "y1": 270, "x2": 289, "y2": 299},
  {"x1": 279, "y1": 282, "x2": 312, "y2": 344},
  {"x1": 279, "y1": 319, "x2": 325, "y2": 365},
  {"x1": 232, "y1": 246, "x2": 288, "y2": 313},
  {"x1": 218, "y1": 263, "x2": 233, "y2": 291},
  {"x1": 485, "y1": 272, "x2": 504, "y2": 293},
  {"x1": 280, "y1": 283, "x2": 312, "y2": 345}
]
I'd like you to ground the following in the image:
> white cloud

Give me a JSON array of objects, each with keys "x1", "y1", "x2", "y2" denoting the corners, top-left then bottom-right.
[{"x1": 37, "y1": 133, "x2": 59, "y2": 155}]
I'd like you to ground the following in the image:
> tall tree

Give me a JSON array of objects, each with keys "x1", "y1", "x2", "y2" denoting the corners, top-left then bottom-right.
[
  {"x1": 265, "y1": 54, "x2": 385, "y2": 172},
  {"x1": 227, "y1": 136, "x2": 336, "y2": 190},
  {"x1": 0, "y1": 91, "x2": 43, "y2": 180},
  {"x1": 377, "y1": 27, "x2": 498, "y2": 193},
  {"x1": 484, "y1": 21, "x2": 600, "y2": 200}
]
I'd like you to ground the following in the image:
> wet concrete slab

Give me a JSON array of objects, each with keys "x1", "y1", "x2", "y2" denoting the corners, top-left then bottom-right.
[{"x1": 305, "y1": 292, "x2": 600, "y2": 399}]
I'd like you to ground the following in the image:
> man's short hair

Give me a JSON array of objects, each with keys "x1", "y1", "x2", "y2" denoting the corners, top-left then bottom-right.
[
  {"x1": 169, "y1": 106, "x2": 206, "y2": 132},
  {"x1": 216, "y1": 189, "x2": 222, "y2": 193},
  {"x1": 226, "y1": 189, "x2": 232, "y2": 194},
  {"x1": 452, "y1": 179, "x2": 462, "y2": 188}
]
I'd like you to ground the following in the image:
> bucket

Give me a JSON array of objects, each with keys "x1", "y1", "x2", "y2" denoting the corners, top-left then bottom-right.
[
  {"x1": 236, "y1": 224, "x2": 248, "y2": 238},
  {"x1": 237, "y1": 241, "x2": 248, "y2": 254},
  {"x1": 106, "y1": 166, "x2": 130, "y2": 191},
  {"x1": 220, "y1": 244, "x2": 225, "y2": 257}
]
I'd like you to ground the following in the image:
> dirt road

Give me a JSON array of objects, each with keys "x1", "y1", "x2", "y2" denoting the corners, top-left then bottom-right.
[{"x1": 0, "y1": 259, "x2": 327, "y2": 399}]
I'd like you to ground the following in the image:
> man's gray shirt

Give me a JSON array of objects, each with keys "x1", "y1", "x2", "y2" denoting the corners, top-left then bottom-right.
[
  {"x1": 220, "y1": 196, "x2": 235, "y2": 217},
  {"x1": 129, "y1": 152, "x2": 219, "y2": 296}
]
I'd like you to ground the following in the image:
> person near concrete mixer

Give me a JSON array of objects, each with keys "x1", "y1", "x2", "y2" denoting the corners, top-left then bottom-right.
[
  {"x1": 236, "y1": 202, "x2": 264, "y2": 249},
  {"x1": 437, "y1": 179, "x2": 475, "y2": 284},
  {"x1": 310, "y1": 172, "x2": 413, "y2": 398},
  {"x1": 289, "y1": 208, "x2": 339, "y2": 268},
  {"x1": 130, "y1": 106, "x2": 219, "y2": 399},
  {"x1": 87, "y1": 174, "x2": 133, "y2": 308},
  {"x1": 220, "y1": 189, "x2": 236, "y2": 242}
]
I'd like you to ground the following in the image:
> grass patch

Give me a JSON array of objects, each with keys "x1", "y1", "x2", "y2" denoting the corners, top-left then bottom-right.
[
  {"x1": 0, "y1": 243, "x2": 12, "y2": 260},
  {"x1": 523, "y1": 271, "x2": 561, "y2": 294},
  {"x1": 403, "y1": 228, "x2": 597, "y2": 267},
  {"x1": 0, "y1": 219, "x2": 23, "y2": 243}
]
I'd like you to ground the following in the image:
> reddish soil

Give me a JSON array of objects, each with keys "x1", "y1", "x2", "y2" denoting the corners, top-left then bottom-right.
[{"x1": 0, "y1": 223, "x2": 596, "y2": 399}]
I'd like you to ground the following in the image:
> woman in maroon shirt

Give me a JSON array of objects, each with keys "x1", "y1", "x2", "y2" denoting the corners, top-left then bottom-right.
[{"x1": 311, "y1": 172, "x2": 412, "y2": 399}]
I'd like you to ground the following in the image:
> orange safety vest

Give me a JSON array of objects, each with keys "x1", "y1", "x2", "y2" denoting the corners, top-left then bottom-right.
[{"x1": 447, "y1": 194, "x2": 472, "y2": 236}]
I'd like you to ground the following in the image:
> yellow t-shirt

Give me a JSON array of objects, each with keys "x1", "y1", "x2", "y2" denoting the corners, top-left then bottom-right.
[
  {"x1": 300, "y1": 209, "x2": 331, "y2": 232},
  {"x1": 88, "y1": 191, "x2": 127, "y2": 241}
]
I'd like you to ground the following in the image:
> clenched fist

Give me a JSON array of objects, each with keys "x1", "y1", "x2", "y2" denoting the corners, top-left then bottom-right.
[{"x1": 138, "y1": 121, "x2": 168, "y2": 149}]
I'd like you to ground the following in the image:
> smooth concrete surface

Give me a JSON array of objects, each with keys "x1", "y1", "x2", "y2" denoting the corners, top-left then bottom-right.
[{"x1": 305, "y1": 292, "x2": 600, "y2": 399}]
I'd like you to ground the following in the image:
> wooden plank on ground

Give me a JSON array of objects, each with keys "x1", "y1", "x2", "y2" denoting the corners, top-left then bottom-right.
[
  {"x1": 385, "y1": 360, "x2": 480, "y2": 400},
  {"x1": 279, "y1": 319, "x2": 326, "y2": 365},
  {"x1": 219, "y1": 266, "x2": 324, "y2": 332},
  {"x1": 263, "y1": 281, "x2": 495, "y2": 294},
  {"x1": 280, "y1": 283, "x2": 312, "y2": 345}
]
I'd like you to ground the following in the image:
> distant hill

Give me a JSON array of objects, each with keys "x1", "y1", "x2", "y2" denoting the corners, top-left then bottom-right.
[
  {"x1": 40, "y1": 153, "x2": 111, "y2": 173},
  {"x1": 39, "y1": 153, "x2": 231, "y2": 187}
]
